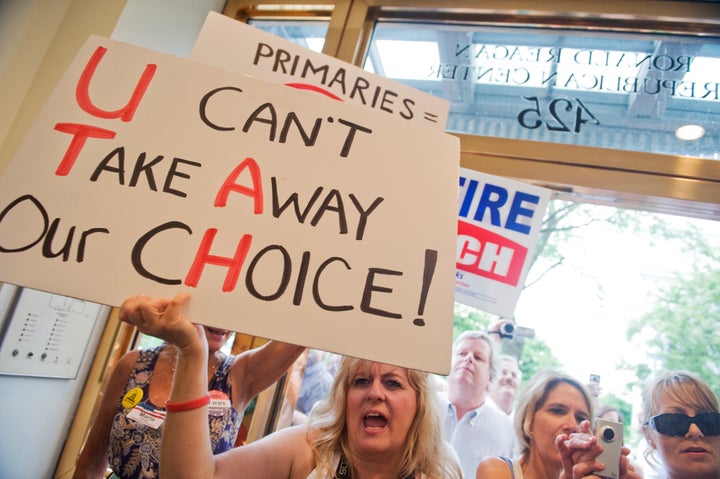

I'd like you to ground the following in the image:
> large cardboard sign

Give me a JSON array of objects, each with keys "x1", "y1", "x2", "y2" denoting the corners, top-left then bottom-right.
[
  {"x1": 455, "y1": 168, "x2": 550, "y2": 318},
  {"x1": 0, "y1": 37, "x2": 459, "y2": 373},
  {"x1": 190, "y1": 12, "x2": 449, "y2": 130}
]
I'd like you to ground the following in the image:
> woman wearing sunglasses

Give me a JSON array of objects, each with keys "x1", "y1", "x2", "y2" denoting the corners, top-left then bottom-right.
[{"x1": 640, "y1": 370, "x2": 720, "y2": 479}]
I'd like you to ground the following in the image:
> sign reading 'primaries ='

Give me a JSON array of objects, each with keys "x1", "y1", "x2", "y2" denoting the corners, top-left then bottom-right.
[
  {"x1": 0, "y1": 36, "x2": 460, "y2": 374},
  {"x1": 190, "y1": 11, "x2": 450, "y2": 131}
]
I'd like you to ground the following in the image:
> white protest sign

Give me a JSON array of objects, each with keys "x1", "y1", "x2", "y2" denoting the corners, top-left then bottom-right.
[
  {"x1": 0, "y1": 36, "x2": 460, "y2": 373},
  {"x1": 190, "y1": 11, "x2": 449, "y2": 130},
  {"x1": 455, "y1": 167, "x2": 551, "y2": 318}
]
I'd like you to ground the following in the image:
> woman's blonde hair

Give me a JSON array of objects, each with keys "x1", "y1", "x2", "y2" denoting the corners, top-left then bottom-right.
[
  {"x1": 514, "y1": 369, "x2": 594, "y2": 455},
  {"x1": 640, "y1": 370, "x2": 719, "y2": 470},
  {"x1": 307, "y1": 356, "x2": 461, "y2": 479}
]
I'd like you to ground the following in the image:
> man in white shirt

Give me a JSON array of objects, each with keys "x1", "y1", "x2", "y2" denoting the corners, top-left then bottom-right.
[
  {"x1": 487, "y1": 354, "x2": 522, "y2": 417},
  {"x1": 438, "y1": 331, "x2": 516, "y2": 479}
]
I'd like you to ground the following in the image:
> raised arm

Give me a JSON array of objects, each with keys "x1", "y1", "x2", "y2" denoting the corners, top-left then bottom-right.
[
  {"x1": 72, "y1": 350, "x2": 137, "y2": 479},
  {"x1": 118, "y1": 293, "x2": 214, "y2": 479},
  {"x1": 118, "y1": 293, "x2": 314, "y2": 479},
  {"x1": 231, "y1": 340, "x2": 306, "y2": 413}
]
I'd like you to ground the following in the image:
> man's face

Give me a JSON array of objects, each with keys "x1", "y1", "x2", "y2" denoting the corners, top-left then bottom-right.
[
  {"x1": 494, "y1": 359, "x2": 521, "y2": 397},
  {"x1": 449, "y1": 338, "x2": 492, "y2": 394}
]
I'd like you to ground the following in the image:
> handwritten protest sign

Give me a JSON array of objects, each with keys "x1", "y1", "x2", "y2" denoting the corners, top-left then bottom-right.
[
  {"x1": 0, "y1": 36, "x2": 460, "y2": 373},
  {"x1": 190, "y1": 11, "x2": 449, "y2": 130},
  {"x1": 189, "y1": 16, "x2": 549, "y2": 324},
  {"x1": 455, "y1": 168, "x2": 550, "y2": 318}
]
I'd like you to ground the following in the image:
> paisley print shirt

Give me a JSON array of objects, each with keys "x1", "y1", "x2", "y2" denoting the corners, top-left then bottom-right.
[{"x1": 107, "y1": 345, "x2": 239, "y2": 479}]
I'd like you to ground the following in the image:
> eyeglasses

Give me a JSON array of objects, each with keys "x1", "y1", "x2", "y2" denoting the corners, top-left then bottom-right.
[{"x1": 645, "y1": 412, "x2": 720, "y2": 437}]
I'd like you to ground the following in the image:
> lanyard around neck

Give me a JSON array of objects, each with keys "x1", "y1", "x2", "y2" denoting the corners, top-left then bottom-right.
[{"x1": 334, "y1": 454, "x2": 415, "y2": 479}]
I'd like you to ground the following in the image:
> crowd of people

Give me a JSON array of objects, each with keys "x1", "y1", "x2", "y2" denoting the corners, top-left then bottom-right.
[{"x1": 72, "y1": 292, "x2": 720, "y2": 479}]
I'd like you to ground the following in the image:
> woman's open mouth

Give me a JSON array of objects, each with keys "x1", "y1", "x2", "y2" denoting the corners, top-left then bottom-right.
[{"x1": 364, "y1": 412, "x2": 388, "y2": 429}]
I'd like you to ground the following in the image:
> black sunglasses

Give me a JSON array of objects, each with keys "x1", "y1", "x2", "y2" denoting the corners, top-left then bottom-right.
[{"x1": 645, "y1": 412, "x2": 720, "y2": 437}]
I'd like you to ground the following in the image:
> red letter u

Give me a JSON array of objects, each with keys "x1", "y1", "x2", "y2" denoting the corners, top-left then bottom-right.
[{"x1": 76, "y1": 46, "x2": 157, "y2": 122}]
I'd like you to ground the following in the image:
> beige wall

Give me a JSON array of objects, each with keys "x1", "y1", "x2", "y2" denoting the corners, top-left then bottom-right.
[
  {"x1": 0, "y1": 0, "x2": 127, "y2": 175},
  {"x1": 0, "y1": 3, "x2": 127, "y2": 477}
]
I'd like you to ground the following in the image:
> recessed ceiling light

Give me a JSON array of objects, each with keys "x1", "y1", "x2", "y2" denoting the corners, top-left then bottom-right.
[{"x1": 675, "y1": 124, "x2": 705, "y2": 141}]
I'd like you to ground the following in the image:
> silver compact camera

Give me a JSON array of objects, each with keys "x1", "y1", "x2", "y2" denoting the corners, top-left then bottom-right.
[{"x1": 595, "y1": 417, "x2": 623, "y2": 479}]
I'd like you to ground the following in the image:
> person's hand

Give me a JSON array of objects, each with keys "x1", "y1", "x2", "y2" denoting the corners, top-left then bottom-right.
[
  {"x1": 557, "y1": 420, "x2": 600, "y2": 479},
  {"x1": 556, "y1": 420, "x2": 642, "y2": 479},
  {"x1": 118, "y1": 293, "x2": 204, "y2": 352}
]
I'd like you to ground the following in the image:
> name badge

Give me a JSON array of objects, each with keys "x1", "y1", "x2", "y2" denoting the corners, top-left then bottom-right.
[
  {"x1": 127, "y1": 404, "x2": 166, "y2": 429},
  {"x1": 208, "y1": 390, "x2": 231, "y2": 417}
]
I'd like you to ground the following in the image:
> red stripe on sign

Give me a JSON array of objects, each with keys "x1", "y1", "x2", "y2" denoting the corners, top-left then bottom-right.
[
  {"x1": 456, "y1": 221, "x2": 527, "y2": 286},
  {"x1": 284, "y1": 82, "x2": 344, "y2": 101}
]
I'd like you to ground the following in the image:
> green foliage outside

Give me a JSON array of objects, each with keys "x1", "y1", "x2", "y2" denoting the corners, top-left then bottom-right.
[
  {"x1": 624, "y1": 263, "x2": 720, "y2": 397},
  {"x1": 452, "y1": 302, "x2": 493, "y2": 341}
]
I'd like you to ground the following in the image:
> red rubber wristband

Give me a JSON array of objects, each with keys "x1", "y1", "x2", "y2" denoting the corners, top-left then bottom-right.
[{"x1": 165, "y1": 394, "x2": 210, "y2": 412}]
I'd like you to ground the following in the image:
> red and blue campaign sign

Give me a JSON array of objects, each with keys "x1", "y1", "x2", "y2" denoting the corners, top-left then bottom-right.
[{"x1": 455, "y1": 168, "x2": 551, "y2": 318}]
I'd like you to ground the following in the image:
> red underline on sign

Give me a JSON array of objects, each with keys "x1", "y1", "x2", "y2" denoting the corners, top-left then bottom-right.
[{"x1": 284, "y1": 82, "x2": 343, "y2": 101}]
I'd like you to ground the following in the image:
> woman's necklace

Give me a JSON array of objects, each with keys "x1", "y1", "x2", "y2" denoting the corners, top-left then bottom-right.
[{"x1": 209, "y1": 351, "x2": 221, "y2": 378}]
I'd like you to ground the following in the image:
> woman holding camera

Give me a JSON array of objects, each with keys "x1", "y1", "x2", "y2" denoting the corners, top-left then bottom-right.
[
  {"x1": 476, "y1": 369, "x2": 640, "y2": 479},
  {"x1": 639, "y1": 370, "x2": 720, "y2": 479}
]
